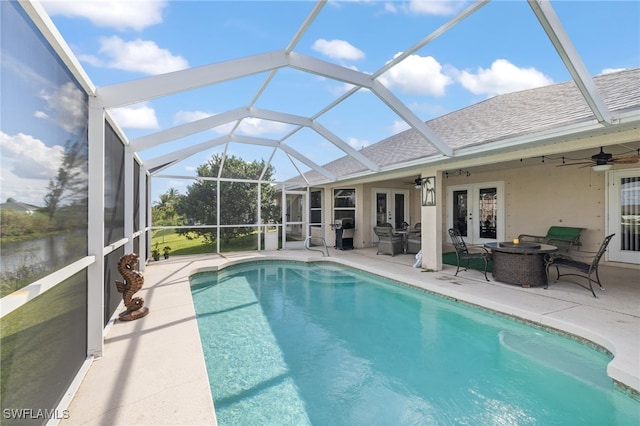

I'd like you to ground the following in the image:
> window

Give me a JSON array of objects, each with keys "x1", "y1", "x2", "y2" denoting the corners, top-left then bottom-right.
[
  {"x1": 333, "y1": 188, "x2": 356, "y2": 225},
  {"x1": 310, "y1": 189, "x2": 322, "y2": 227}
]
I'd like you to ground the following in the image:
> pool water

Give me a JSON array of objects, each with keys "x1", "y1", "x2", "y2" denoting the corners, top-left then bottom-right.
[{"x1": 190, "y1": 261, "x2": 640, "y2": 425}]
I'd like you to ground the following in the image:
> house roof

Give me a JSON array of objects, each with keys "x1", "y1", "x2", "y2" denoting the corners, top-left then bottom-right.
[
  {"x1": 288, "y1": 68, "x2": 640, "y2": 186},
  {"x1": 0, "y1": 201, "x2": 41, "y2": 213}
]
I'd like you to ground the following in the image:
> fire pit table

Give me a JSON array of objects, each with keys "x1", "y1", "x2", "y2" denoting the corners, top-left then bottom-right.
[{"x1": 484, "y1": 241, "x2": 558, "y2": 287}]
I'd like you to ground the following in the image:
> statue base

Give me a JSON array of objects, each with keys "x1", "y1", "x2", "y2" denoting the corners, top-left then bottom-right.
[{"x1": 119, "y1": 306, "x2": 149, "y2": 321}]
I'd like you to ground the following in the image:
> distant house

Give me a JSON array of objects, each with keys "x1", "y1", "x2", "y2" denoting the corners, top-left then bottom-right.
[{"x1": 0, "y1": 200, "x2": 41, "y2": 215}]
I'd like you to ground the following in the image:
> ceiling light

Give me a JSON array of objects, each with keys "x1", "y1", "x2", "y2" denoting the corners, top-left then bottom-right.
[{"x1": 591, "y1": 164, "x2": 612, "y2": 172}]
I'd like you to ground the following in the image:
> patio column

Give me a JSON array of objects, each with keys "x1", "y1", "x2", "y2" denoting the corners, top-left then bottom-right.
[
  {"x1": 139, "y1": 167, "x2": 148, "y2": 272},
  {"x1": 87, "y1": 100, "x2": 105, "y2": 358},
  {"x1": 124, "y1": 147, "x2": 134, "y2": 254},
  {"x1": 420, "y1": 172, "x2": 443, "y2": 270}
]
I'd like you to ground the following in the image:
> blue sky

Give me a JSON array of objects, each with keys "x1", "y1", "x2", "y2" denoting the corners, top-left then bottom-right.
[{"x1": 3, "y1": 0, "x2": 639, "y2": 204}]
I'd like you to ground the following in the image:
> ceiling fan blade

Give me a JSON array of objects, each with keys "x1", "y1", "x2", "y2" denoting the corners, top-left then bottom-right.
[
  {"x1": 612, "y1": 155, "x2": 640, "y2": 164},
  {"x1": 557, "y1": 162, "x2": 593, "y2": 167}
]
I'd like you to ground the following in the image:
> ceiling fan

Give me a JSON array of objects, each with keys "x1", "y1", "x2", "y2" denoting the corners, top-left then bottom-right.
[
  {"x1": 559, "y1": 147, "x2": 640, "y2": 169},
  {"x1": 401, "y1": 177, "x2": 423, "y2": 188}
]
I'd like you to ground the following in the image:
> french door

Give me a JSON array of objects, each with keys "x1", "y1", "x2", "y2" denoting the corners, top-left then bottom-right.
[
  {"x1": 371, "y1": 188, "x2": 409, "y2": 241},
  {"x1": 607, "y1": 169, "x2": 640, "y2": 264},
  {"x1": 284, "y1": 191, "x2": 307, "y2": 248},
  {"x1": 447, "y1": 182, "x2": 504, "y2": 245}
]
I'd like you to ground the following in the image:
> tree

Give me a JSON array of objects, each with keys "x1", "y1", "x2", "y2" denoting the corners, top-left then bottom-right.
[
  {"x1": 152, "y1": 188, "x2": 183, "y2": 226},
  {"x1": 42, "y1": 139, "x2": 88, "y2": 226},
  {"x1": 177, "y1": 154, "x2": 279, "y2": 243}
]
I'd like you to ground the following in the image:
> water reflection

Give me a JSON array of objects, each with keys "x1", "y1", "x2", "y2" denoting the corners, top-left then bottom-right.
[{"x1": 0, "y1": 232, "x2": 86, "y2": 297}]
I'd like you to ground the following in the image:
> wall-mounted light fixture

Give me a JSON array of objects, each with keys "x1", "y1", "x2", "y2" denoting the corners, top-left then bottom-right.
[{"x1": 444, "y1": 169, "x2": 471, "y2": 178}]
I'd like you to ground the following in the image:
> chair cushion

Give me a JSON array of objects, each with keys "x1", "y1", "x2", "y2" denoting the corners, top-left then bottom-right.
[{"x1": 545, "y1": 226, "x2": 583, "y2": 241}]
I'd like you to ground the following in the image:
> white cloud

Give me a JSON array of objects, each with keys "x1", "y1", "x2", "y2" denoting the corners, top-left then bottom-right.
[
  {"x1": 174, "y1": 110, "x2": 237, "y2": 134},
  {"x1": 379, "y1": 53, "x2": 452, "y2": 96},
  {"x1": 456, "y1": 59, "x2": 554, "y2": 96},
  {"x1": 601, "y1": 67, "x2": 626, "y2": 75},
  {"x1": 347, "y1": 137, "x2": 371, "y2": 150},
  {"x1": 76, "y1": 54, "x2": 105, "y2": 68},
  {"x1": 211, "y1": 122, "x2": 239, "y2": 134},
  {"x1": 312, "y1": 39, "x2": 365, "y2": 61},
  {"x1": 41, "y1": 0, "x2": 167, "y2": 31},
  {"x1": 95, "y1": 36, "x2": 189, "y2": 75},
  {"x1": 0, "y1": 131, "x2": 89, "y2": 205},
  {"x1": 110, "y1": 104, "x2": 159, "y2": 129},
  {"x1": 384, "y1": 2, "x2": 398, "y2": 13},
  {"x1": 390, "y1": 119, "x2": 411, "y2": 134},
  {"x1": 175, "y1": 112, "x2": 292, "y2": 136},
  {"x1": 236, "y1": 118, "x2": 291, "y2": 136},
  {"x1": 38, "y1": 82, "x2": 87, "y2": 134},
  {"x1": 408, "y1": 0, "x2": 467, "y2": 16},
  {"x1": 174, "y1": 110, "x2": 212, "y2": 125}
]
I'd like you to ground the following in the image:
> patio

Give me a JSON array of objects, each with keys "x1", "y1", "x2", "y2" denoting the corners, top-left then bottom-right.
[
  {"x1": 3, "y1": 2, "x2": 640, "y2": 424},
  {"x1": 61, "y1": 248, "x2": 640, "y2": 425}
]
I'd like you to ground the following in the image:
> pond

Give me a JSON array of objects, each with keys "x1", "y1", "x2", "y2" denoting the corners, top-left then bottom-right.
[{"x1": 0, "y1": 232, "x2": 86, "y2": 296}]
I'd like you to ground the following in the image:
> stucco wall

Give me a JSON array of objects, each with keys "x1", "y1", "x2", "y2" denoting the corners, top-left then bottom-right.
[
  {"x1": 320, "y1": 182, "x2": 422, "y2": 249},
  {"x1": 320, "y1": 162, "x2": 637, "y2": 258},
  {"x1": 441, "y1": 162, "x2": 612, "y2": 252}
]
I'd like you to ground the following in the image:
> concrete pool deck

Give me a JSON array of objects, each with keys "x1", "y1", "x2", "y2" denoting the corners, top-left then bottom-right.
[{"x1": 61, "y1": 248, "x2": 640, "y2": 425}]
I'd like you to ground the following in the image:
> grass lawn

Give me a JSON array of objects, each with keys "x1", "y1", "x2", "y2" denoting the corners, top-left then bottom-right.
[{"x1": 151, "y1": 228, "x2": 274, "y2": 255}]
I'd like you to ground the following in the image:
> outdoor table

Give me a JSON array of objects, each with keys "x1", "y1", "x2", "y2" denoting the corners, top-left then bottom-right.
[
  {"x1": 395, "y1": 230, "x2": 410, "y2": 253},
  {"x1": 484, "y1": 242, "x2": 558, "y2": 287}
]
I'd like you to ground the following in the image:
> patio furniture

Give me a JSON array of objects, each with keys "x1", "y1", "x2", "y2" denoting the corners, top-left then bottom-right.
[
  {"x1": 484, "y1": 241, "x2": 558, "y2": 287},
  {"x1": 519, "y1": 226, "x2": 585, "y2": 252},
  {"x1": 374, "y1": 224, "x2": 404, "y2": 256},
  {"x1": 407, "y1": 223, "x2": 421, "y2": 254},
  {"x1": 544, "y1": 233, "x2": 615, "y2": 298},
  {"x1": 448, "y1": 228, "x2": 492, "y2": 281}
]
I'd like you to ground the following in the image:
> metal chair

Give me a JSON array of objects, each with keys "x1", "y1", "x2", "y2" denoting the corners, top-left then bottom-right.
[
  {"x1": 374, "y1": 224, "x2": 404, "y2": 256},
  {"x1": 544, "y1": 234, "x2": 615, "y2": 297},
  {"x1": 448, "y1": 228, "x2": 491, "y2": 281}
]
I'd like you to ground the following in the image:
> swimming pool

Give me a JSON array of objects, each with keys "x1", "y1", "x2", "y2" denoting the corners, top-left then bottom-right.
[{"x1": 190, "y1": 261, "x2": 640, "y2": 425}]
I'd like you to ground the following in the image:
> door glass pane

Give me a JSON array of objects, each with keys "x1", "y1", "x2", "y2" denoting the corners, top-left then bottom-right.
[
  {"x1": 286, "y1": 224, "x2": 304, "y2": 242},
  {"x1": 285, "y1": 193, "x2": 305, "y2": 242},
  {"x1": 394, "y1": 193, "x2": 406, "y2": 228},
  {"x1": 453, "y1": 190, "x2": 468, "y2": 236},
  {"x1": 376, "y1": 193, "x2": 388, "y2": 226},
  {"x1": 620, "y1": 176, "x2": 640, "y2": 252},
  {"x1": 479, "y1": 187, "x2": 497, "y2": 239},
  {"x1": 286, "y1": 194, "x2": 303, "y2": 222}
]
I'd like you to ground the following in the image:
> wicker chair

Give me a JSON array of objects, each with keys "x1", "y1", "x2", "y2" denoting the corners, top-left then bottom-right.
[
  {"x1": 407, "y1": 223, "x2": 421, "y2": 254},
  {"x1": 544, "y1": 233, "x2": 615, "y2": 298},
  {"x1": 374, "y1": 224, "x2": 403, "y2": 256},
  {"x1": 448, "y1": 228, "x2": 491, "y2": 281}
]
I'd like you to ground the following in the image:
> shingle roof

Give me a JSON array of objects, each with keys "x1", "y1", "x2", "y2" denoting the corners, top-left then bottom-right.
[{"x1": 290, "y1": 68, "x2": 640, "y2": 186}]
